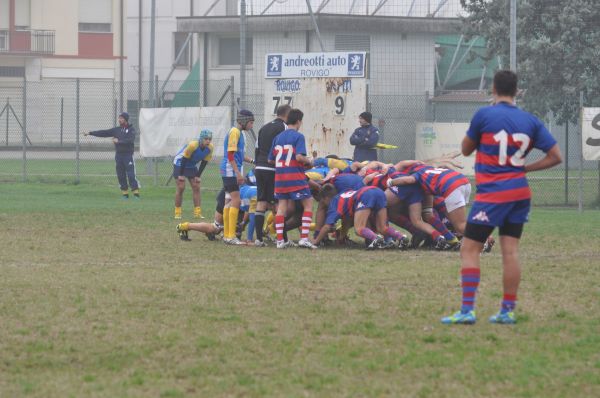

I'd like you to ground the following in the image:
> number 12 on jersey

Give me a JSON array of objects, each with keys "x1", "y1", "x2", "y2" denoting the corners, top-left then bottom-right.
[{"x1": 493, "y1": 130, "x2": 530, "y2": 166}]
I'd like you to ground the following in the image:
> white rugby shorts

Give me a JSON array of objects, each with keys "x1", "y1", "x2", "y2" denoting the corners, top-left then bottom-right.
[{"x1": 444, "y1": 183, "x2": 471, "y2": 213}]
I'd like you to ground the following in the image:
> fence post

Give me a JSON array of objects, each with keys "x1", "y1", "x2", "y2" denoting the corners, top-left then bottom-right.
[
  {"x1": 578, "y1": 91, "x2": 583, "y2": 213},
  {"x1": 60, "y1": 97, "x2": 64, "y2": 146},
  {"x1": 76, "y1": 79, "x2": 80, "y2": 184},
  {"x1": 230, "y1": 75, "x2": 235, "y2": 126},
  {"x1": 5, "y1": 97, "x2": 8, "y2": 146},
  {"x1": 597, "y1": 161, "x2": 600, "y2": 207},
  {"x1": 154, "y1": 158, "x2": 158, "y2": 186},
  {"x1": 22, "y1": 80, "x2": 27, "y2": 182},
  {"x1": 564, "y1": 120, "x2": 569, "y2": 205},
  {"x1": 153, "y1": 75, "x2": 157, "y2": 108}
]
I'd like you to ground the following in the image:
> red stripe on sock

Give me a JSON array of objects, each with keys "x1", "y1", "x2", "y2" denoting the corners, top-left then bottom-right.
[
  {"x1": 275, "y1": 215, "x2": 284, "y2": 242},
  {"x1": 461, "y1": 268, "x2": 481, "y2": 277},
  {"x1": 301, "y1": 211, "x2": 312, "y2": 239}
]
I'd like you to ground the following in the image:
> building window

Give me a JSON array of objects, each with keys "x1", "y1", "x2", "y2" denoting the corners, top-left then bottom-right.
[
  {"x1": 15, "y1": 0, "x2": 30, "y2": 30},
  {"x1": 0, "y1": 0, "x2": 9, "y2": 30},
  {"x1": 0, "y1": 66, "x2": 25, "y2": 77},
  {"x1": 78, "y1": 23, "x2": 112, "y2": 33},
  {"x1": 334, "y1": 34, "x2": 371, "y2": 52},
  {"x1": 218, "y1": 37, "x2": 253, "y2": 66},
  {"x1": 174, "y1": 32, "x2": 190, "y2": 67},
  {"x1": 79, "y1": 0, "x2": 112, "y2": 32},
  {"x1": 0, "y1": 31, "x2": 7, "y2": 51}
]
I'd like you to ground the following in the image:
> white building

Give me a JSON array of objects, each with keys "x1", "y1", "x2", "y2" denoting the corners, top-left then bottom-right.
[{"x1": 176, "y1": 1, "x2": 461, "y2": 159}]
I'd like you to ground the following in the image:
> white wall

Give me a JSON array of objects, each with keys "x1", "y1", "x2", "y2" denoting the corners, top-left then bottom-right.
[
  {"x1": 202, "y1": 30, "x2": 436, "y2": 97},
  {"x1": 125, "y1": 0, "x2": 226, "y2": 83}
]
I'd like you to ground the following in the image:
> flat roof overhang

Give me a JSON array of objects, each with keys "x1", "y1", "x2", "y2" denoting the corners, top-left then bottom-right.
[{"x1": 177, "y1": 13, "x2": 460, "y2": 34}]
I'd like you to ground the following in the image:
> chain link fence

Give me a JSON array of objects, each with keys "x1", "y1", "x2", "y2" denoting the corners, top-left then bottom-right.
[{"x1": 1, "y1": 1, "x2": 598, "y2": 207}]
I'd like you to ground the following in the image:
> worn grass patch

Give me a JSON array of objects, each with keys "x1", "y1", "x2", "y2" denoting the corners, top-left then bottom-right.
[{"x1": 1, "y1": 182, "x2": 599, "y2": 397}]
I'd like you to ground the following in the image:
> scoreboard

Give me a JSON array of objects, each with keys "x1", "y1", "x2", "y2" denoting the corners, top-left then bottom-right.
[{"x1": 264, "y1": 52, "x2": 367, "y2": 158}]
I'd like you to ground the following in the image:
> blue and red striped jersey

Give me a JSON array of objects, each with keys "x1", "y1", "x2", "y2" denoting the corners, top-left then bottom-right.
[
  {"x1": 365, "y1": 167, "x2": 405, "y2": 190},
  {"x1": 406, "y1": 163, "x2": 469, "y2": 198},
  {"x1": 329, "y1": 173, "x2": 365, "y2": 193},
  {"x1": 325, "y1": 186, "x2": 378, "y2": 225},
  {"x1": 268, "y1": 128, "x2": 309, "y2": 194},
  {"x1": 466, "y1": 102, "x2": 557, "y2": 203}
]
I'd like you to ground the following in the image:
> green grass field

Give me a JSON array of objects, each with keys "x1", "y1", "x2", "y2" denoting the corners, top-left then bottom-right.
[
  {"x1": 1, "y1": 182, "x2": 600, "y2": 397},
  {"x1": 2, "y1": 157, "x2": 600, "y2": 207}
]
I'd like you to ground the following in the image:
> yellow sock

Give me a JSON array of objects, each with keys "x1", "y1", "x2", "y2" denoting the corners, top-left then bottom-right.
[
  {"x1": 132, "y1": 189, "x2": 139, "y2": 194},
  {"x1": 193, "y1": 206, "x2": 202, "y2": 218},
  {"x1": 266, "y1": 212, "x2": 276, "y2": 234},
  {"x1": 175, "y1": 207, "x2": 182, "y2": 219},
  {"x1": 180, "y1": 222, "x2": 190, "y2": 231},
  {"x1": 121, "y1": 190, "x2": 128, "y2": 195},
  {"x1": 223, "y1": 208, "x2": 231, "y2": 238},
  {"x1": 228, "y1": 207, "x2": 239, "y2": 239}
]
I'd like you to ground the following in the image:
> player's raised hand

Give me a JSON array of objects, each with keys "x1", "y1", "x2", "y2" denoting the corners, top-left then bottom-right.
[{"x1": 82, "y1": 131, "x2": 89, "y2": 136}]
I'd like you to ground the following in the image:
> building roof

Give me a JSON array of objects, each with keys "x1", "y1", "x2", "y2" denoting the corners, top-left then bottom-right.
[
  {"x1": 431, "y1": 90, "x2": 492, "y2": 103},
  {"x1": 177, "y1": 13, "x2": 460, "y2": 34}
]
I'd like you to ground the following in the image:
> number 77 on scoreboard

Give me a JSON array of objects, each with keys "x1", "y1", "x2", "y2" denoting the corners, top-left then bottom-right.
[{"x1": 264, "y1": 52, "x2": 367, "y2": 159}]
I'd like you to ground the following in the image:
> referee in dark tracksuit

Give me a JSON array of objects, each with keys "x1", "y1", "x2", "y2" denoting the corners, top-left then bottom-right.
[
  {"x1": 253, "y1": 104, "x2": 291, "y2": 246},
  {"x1": 84, "y1": 112, "x2": 140, "y2": 199}
]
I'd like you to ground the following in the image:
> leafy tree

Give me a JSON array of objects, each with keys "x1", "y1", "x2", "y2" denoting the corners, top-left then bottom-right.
[{"x1": 460, "y1": 0, "x2": 600, "y2": 123}]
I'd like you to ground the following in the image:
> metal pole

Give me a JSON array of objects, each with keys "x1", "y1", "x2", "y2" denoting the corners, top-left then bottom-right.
[
  {"x1": 203, "y1": 33, "x2": 208, "y2": 106},
  {"x1": 154, "y1": 157, "x2": 158, "y2": 186},
  {"x1": 230, "y1": 75, "x2": 235, "y2": 126},
  {"x1": 138, "y1": 0, "x2": 143, "y2": 111},
  {"x1": 261, "y1": 0, "x2": 278, "y2": 15},
  {"x1": 240, "y1": 0, "x2": 247, "y2": 110},
  {"x1": 6, "y1": 97, "x2": 9, "y2": 146},
  {"x1": 190, "y1": 0, "x2": 194, "y2": 71},
  {"x1": 510, "y1": 0, "x2": 516, "y2": 71},
  {"x1": 565, "y1": 120, "x2": 569, "y2": 205},
  {"x1": 160, "y1": 33, "x2": 193, "y2": 96},
  {"x1": 578, "y1": 91, "x2": 584, "y2": 212},
  {"x1": 22, "y1": 80, "x2": 26, "y2": 182},
  {"x1": 119, "y1": 0, "x2": 124, "y2": 111},
  {"x1": 597, "y1": 161, "x2": 600, "y2": 207},
  {"x1": 205, "y1": 0, "x2": 222, "y2": 16},
  {"x1": 60, "y1": 97, "x2": 64, "y2": 146},
  {"x1": 149, "y1": 0, "x2": 156, "y2": 107},
  {"x1": 306, "y1": 0, "x2": 325, "y2": 51},
  {"x1": 155, "y1": 75, "x2": 159, "y2": 107},
  {"x1": 76, "y1": 79, "x2": 80, "y2": 183}
]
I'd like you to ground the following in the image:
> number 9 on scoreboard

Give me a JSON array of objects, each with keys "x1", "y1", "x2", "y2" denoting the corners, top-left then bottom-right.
[{"x1": 263, "y1": 78, "x2": 366, "y2": 157}]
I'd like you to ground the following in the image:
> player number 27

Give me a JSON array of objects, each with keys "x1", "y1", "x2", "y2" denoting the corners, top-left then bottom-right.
[
  {"x1": 274, "y1": 144, "x2": 294, "y2": 167},
  {"x1": 493, "y1": 130, "x2": 530, "y2": 166}
]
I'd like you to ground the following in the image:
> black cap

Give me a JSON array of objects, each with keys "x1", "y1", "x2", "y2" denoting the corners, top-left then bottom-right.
[
  {"x1": 237, "y1": 109, "x2": 255, "y2": 123},
  {"x1": 119, "y1": 112, "x2": 129, "y2": 122},
  {"x1": 359, "y1": 111, "x2": 372, "y2": 124}
]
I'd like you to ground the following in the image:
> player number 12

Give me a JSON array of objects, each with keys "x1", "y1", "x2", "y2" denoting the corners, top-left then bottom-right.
[{"x1": 493, "y1": 130, "x2": 530, "y2": 166}]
